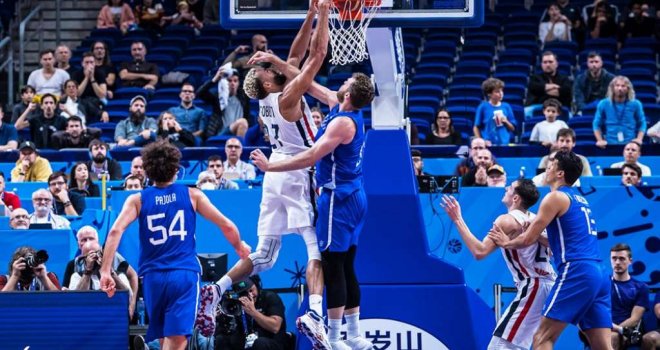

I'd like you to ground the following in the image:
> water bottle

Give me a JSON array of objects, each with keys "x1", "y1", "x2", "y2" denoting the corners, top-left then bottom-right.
[
  {"x1": 596, "y1": 165, "x2": 603, "y2": 176},
  {"x1": 137, "y1": 297, "x2": 145, "y2": 325},
  {"x1": 519, "y1": 166, "x2": 526, "y2": 179}
]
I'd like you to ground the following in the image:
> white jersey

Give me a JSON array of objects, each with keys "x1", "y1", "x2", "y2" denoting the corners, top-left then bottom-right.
[
  {"x1": 259, "y1": 92, "x2": 316, "y2": 155},
  {"x1": 501, "y1": 210, "x2": 556, "y2": 285}
]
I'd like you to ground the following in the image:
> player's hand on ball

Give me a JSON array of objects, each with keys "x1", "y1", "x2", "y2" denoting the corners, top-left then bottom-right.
[
  {"x1": 100, "y1": 271, "x2": 116, "y2": 298},
  {"x1": 250, "y1": 149, "x2": 269, "y2": 172}
]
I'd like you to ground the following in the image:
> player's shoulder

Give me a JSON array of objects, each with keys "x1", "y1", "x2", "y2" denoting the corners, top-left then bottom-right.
[{"x1": 495, "y1": 213, "x2": 521, "y2": 232}]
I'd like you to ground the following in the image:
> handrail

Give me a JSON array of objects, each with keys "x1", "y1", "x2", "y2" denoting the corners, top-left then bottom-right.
[
  {"x1": 0, "y1": 37, "x2": 14, "y2": 104},
  {"x1": 19, "y1": 5, "x2": 43, "y2": 87}
]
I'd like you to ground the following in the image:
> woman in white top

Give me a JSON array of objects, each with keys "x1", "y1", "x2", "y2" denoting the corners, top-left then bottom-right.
[{"x1": 539, "y1": 3, "x2": 572, "y2": 44}]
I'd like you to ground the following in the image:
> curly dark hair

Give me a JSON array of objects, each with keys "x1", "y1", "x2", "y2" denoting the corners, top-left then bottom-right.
[
  {"x1": 347, "y1": 73, "x2": 375, "y2": 109},
  {"x1": 141, "y1": 140, "x2": 181, "y2": 183}
]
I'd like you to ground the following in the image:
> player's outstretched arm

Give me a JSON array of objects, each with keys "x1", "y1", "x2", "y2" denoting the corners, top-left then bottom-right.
[
  {"x1": 287, "y1": 0, "x2": 318, "y2": 68},
  {"x1": 251, "y1": 116, "x2": 354, "y2": 172},
  {"x1": 101, "y1": 193, "x2": 140, "y2": 297},
  {"x1": 190, "y1": 188, "x2": 250, "y2": 259},
  {"x1": 441, "y1": 195, "x2": 496, "y2": 259}
]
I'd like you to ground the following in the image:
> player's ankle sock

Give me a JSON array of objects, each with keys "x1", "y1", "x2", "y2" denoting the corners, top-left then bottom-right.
[
  {"x1": 309, "y1": 294, "x2": 323, "y2": 317},
  {"x1": 216, "y1": 275, "x2": 233, "y2": 294},
  {"x1": 328, "y1": 318, "x2": 342, "y2": 342},
  {"x1": 345, "y1": 313, "x2": 360, "y2": 339}
]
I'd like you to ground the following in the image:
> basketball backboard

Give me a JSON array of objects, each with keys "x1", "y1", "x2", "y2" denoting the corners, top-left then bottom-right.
[{"x1": 220, "y1": 0, "x2": 483, "y2": 29}]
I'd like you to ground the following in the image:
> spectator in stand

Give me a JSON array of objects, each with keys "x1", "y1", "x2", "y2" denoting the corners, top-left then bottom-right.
[
  {"x1": 196, "y1": 170, "x2": 220, "y2": 190},
  {"x1": 130, "y1": 156, "x2": 144, "y2": 179},
  {"x1": 72, "y1": 52, "x2": 109, "y2": 124},
  {"x1": 582, "y1": 0, "x2": 620, "y2": 23},
  {"x1": 15, "y1": 93, "x2": 67, "y2": 149},
  {"x1": 412, "y1": 149, "x2": 426, "y2": 176},
  {"x1": 156, "y1": 111, "x2": 196, "y2": 148},
  {"x1": 593, "y1": 76, "x2": 646, "y2": 148},
  {"x1": 55, "y1": 44, "x2": 76, "y2": 76},
  {"x1": 539, "y1": 3, "x2": 573, "y2": 44},
  {"x1": 221, "y1": 34, "x2": 271, "y2": 74},
  {"x1": 588, "y1": 0, "x2": 618, "y2": 39},
  {"x1": 455, "y1": 137, "x2": 488, "y2": 176},
  {"x1": 0, "y1": 105, "x2": 18, "y2": 151},
  {"x1": 0, "y1": 246, "x2": 61, "y2": 291},
  {"x1": 96, "y1": 0, "x2": 136, "y2": 33},
  {"x1": 244, "y1": 116, "x2": 269, "y2": 147},
  {"x1": 168, "y1": 83, "x2": 206, "y2": 141},
  {"x1": 573, "y1": 52, "x2": 615, "y2": 115},
  {"x1": 123, "y1": 174, "x2": 144, "y2": 190},
  {"x1": 641, "y1": 290, "x2": 660, "y2": 349},
  {"x1": 530, "y1": 98, "x2": 569, "y2": 148},
  {"x1": 119, "y1": 41, "x2": 159, "y2": 91},
  {"x1": 486, "y1": 164, "x2": 506, "y2": 187},
  {"x1": 135, "y1": 0, "x2": 164, "y2": 36},
  {"x1": 621, "y1": 163, "x2": 642, "y2": 187},
  {"x1": 11, "y1": 85, "x2": 37, "y2": 123},
  {"x1": 48, "y1": 171, "x2": 85, "y2": 216},
  {"x1": 538, "y1": 128, "x2": 592, "y2": 177},
  {"x1": 223, "y1": 137, "x2": 256, "y2": 180},
  {"x1": 0, "y1": 172, "x2": 21, "y2": 211},
  {"x1": 610, "y1": 141, "x2": 651, "y2": 176},
  {"x1": 10, "y1": 141, "x2": 53, "y2": 182},
  {"x1": 58, "y1": 79, "x2": 86, "y2": 122},
  {"x1": 27, "y1": 49, "x2": 70, "y2": 98},
  {"x1": 87, "y1": 139, "x2": 123, "y2": 181},
  {"x1": 540, "y1": 0, "x2": 584, "y2": 46},
  {"x1": 160, "y1": 1, "x2": 203, "y2": 30},
  {"x1": 115, "y1": 95, "x2": 157, "y2": 147},
  {"x1": 474, "y1": 78, "x2": 516, "y2": 145},
  {"x1": 428, "y1": 109, "x2": 462, "y2": 145},
  {"x1": 311, "y1": 107, "x2": 324, "y2": 129},
  {"x1": 619, "y1": 0, "x2": 656, "y2": 43},
  {"x1": 461, "y1": 148, "x2": 494, "y2": 187},
  {"x1": 198, "y1": 66, "x2": 251, "y2": 138},
  {"x1": 609, "y1": 243, "x2": 649, "y2": 349},
  {"x1": 187, "y1": 0, "x2": 205, "y2": 20},
  {"x1": 206, "y1": 156, "x2": 240, "y2": 190},
  {"x1": 51, "y1": 115, "x2": 102, "y2": 149},
  {"x1": 647, "y1": 121, "x2": 660, "y2": 143},
  {"x1": 203, "y1": 0, "x2": 219, "y2": 24},
  {"x1": 525, "y1": 51, "x2": 572, "y2": 119},
  {"x1": 9, "y1": 208, "x2": 29, "y2": 230},
  {"x1": 68, "y1": 162, "x2": 101, "y2": 197},
  {"x1": 91, "y1": 41, "x2": 116, "y2": 98},
  {"x1": 69, "y1": 240, "x2": 131, "y2": 298},
  {"x1": 28, "y1": 189, "x2": 70, "y2": 229}
]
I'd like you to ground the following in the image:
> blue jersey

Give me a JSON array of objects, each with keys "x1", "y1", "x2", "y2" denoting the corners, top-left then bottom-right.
[
  {"x1": 315, "y1": 105, "x2": 365, "y2": 199},
  {"x1": 611, "y1": 277, "x2": 649, "y2": 325},
  {"x1": 546, "y1": 186, "x2": 600, "y2": 267},
  {"x1": 138, "y1": 184, "x2": 200, "y2": 275}
]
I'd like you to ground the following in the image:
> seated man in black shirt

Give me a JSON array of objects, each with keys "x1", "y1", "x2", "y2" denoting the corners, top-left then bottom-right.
[
  {"x1": 119, "y1": 41, "x2": 159, "y2": 90},
  {"x1": 48, "y1": 171, "x2": 85, "y2": 216},
  {"x1": 214, "y1": 276, "x2": 288, "y2": 350}
]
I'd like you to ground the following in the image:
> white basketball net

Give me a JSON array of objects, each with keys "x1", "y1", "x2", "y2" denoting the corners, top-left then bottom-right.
[{"x1": 328, "y1": 0, "x2": 380, "y2": 65}]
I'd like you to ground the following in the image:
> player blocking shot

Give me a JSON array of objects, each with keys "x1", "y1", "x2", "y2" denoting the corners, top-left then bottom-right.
[
  {"x1": 194, "y1": 0, "x2": 333, "y2": 348},
  {"x1": 99, "y1": 140, "x2": 250, "y2": 350},
  {"x1": 442, "y1": 179, "x2": 556, "y2": 350}
]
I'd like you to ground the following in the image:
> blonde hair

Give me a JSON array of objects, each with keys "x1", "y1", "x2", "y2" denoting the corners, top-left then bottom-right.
[
  {"x1": 243, "y1": 68, "x2": 260, "y2": 99},
  {"x1": 607, "y1": 76, "x2": 636, "y2": 101}
]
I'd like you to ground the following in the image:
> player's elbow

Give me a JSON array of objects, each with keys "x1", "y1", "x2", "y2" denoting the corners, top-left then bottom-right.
[{"x1": 474, "y1": 250, "x2": 488, "y2": 260}]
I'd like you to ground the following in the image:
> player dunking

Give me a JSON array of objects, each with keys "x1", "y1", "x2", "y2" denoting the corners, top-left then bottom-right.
[
  {"x1": 100, "y1": 140, "x2": 250, "y2": 350},
  {"x1": 489, "y1": 151, "x2": 612, "y2": 350},
  {"x1": 251, "y1": 70, "x2": 375, "y2": 350},
  {"x1": 442, "y1": 179, "x2": 556, "y2": 350},
  {"x1": 194, "y1": 0, "x2": 332, "y2": 345}
]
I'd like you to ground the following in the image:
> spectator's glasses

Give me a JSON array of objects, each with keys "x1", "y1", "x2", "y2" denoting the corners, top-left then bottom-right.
[
  {"x1": 49, "y1": 181, "x2": 66, "y2": 187},
  {"x1": 11, "y1": 215, "x2": 28, "y2": 220},
  {"x1": 33, "y1": 197, "x2": 52, "y2": 203}
]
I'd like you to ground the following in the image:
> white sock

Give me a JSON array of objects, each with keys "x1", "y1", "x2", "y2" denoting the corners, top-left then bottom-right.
[
  {"x1": 345, "y1": 313, "x2": 360, "y2": 339},
  {"x1": 309, "y1": 294, "x2": 323, "y2": 316},
  {"x1": 216, "y1": 275, "x2": 233, "y2": 294},
  {"x1": 328, "y1": 318, "x2": 343, "y2": 342}
]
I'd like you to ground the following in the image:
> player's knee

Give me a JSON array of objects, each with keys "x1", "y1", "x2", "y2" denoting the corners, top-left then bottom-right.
[
  {"x1": 610, "y1": 331, "x2": 621, "y2": 349},
  {"x1": 642, "y1": 331, "x2": 660, "y2": 346},
  {"x1": 322, "y1": 251, "x2": 348, "y2": 308},
  {"x1": 249, "y1": 251, "x2": 279, "y2": 275}
]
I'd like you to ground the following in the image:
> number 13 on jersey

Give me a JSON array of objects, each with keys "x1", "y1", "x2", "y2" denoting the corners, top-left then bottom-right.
[{"x1": 147, "y1": 210, "x2": 188, "y2": 245}]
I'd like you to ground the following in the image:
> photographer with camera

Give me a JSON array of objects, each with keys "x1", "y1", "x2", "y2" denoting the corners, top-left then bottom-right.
[
  {"x1": 69, "y1": 240, "x2": 131, "y2": 296},
  {"x1": 0, "y1": 246, "x2": 60, "y2": 291},
  {"x1": 610, "y1": 243, "x2": 649, "y2": 349},
  {"x1": 213, "y1": 276, "x2": 287, "y2": 350}
]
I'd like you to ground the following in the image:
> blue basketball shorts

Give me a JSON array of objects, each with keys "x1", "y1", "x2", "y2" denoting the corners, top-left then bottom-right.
[
  {"x1": 316, "y1": 188, "x2": 367, "y2": 252},
  {"x1": 143, "y1": 269, "x2": 200, "y2": 342},
  {"x1": 542, "y1": 260, "x2": 612, "y2": 330}
]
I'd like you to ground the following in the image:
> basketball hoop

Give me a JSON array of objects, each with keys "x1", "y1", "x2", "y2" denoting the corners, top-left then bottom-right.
[{"x1": 328, "y1": 0, "x2": 381, "y2": 65}]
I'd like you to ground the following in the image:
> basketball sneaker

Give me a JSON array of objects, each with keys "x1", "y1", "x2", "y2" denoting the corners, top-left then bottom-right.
[
  {"x1": 195, "y1": 283, "x2": 221, "y2": 337},
  {"x1": 344, "y1": 336, "x2": 375, "y2": 350},
  {"x1": 296, "y1": 310, "x2": 332, "y2": 350}
]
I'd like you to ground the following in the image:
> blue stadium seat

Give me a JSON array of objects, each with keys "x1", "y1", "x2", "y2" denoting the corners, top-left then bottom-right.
[
  {"x1": 447, "y1": 85, "x2": 483, "y2": 100},
  {"x1": 409, "y1": 106, "x2": 436, "y2": 122},
  {"x1": 498, "y1": 48, "x2": 534, "y2": 65},
  {"x1": 446, "y1": 106, "x2": 477, "y2": 121},
  {"x1": 411, "y1": 73, "x2": 447, "y2": 86},
  {"x1": 584, "y1": 38, "x2": 617, "y2": 55},
  {"x1": 619, "y1": 48, "x2": 655, "y2": 64},
  {"x1": 445, "y1": 96, "x2": 483, "y2": 109},
  {"x1": 408, "y1": 84, "x2": 443, "y2": 99},
  {"x1": 162, "y1": 25, "x2": 195, "y2": 40},
  {"x1": 155, "y1": 37, "x2": 190, "y2": 51},
  {"x1": 408, "y1": 96, "x2": 441, "y2": 111},
  {"x1": 113, "y1": 87, "x2": 151, "y2": 100}
]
